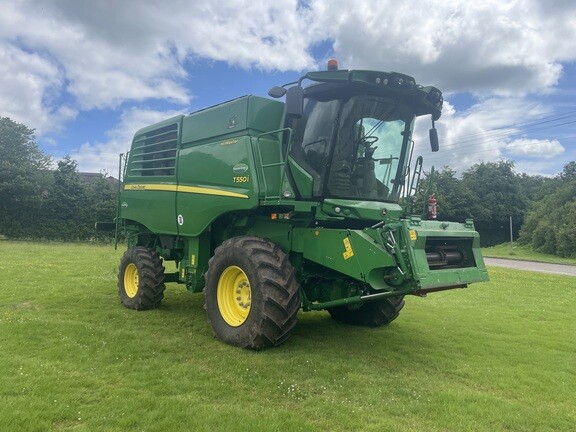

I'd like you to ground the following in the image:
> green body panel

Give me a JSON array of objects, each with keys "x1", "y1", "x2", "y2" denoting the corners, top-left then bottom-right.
[
  {"x1": 120, "y1": 96, "x2": 285, "y2": 236},
  {"x1": 400, "y1": 219, "x2": 489, "y2": 290},
  {"x1": 177, "y1": 231, "x2": 211, "y2": 292},
  {"x1": 121, "y1": 188, "x2": 178, "y2": 235},
  {"x1": 290, "y1": 221, "x2": 488, "y2": 293},
  {"x1": 292, "y1": 227, "x2": 397, "y2": 290},
  {"x1": 320, "y1": 198, "x2": 403, "y2": 221},
  {"x1": 287, "y1": 156, "x2": 314, "y2": 199},
  {"x1": 120, "y1": 116, "x2": 184, "y2": 235},
  {"x1": 180, "y1": 96, "x2": 285, "y2": 146},
  {"x1": 176, "y1": 135, "x2": 258, "y2": 237}
]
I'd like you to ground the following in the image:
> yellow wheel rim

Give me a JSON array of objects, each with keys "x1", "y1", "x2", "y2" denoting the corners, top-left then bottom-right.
[
  {"x1": 124, "y1": 263, "x2": 139, "y2": 298},
  {"x1": 217, "y1": 266, "x2": 251, "y2": 327}
]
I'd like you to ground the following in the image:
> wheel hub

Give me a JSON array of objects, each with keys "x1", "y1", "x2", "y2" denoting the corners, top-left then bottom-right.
[
  {"x1": 217, "y1": 266, "x2": 251, "y2": 326},
  {"x1": 124, "y1": 263, "x2": 139, "y2": 298}
]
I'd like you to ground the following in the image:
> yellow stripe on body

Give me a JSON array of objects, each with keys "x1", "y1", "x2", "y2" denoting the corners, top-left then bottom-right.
[{"x1": 124, "y1": 184, "x2": 249, "y2": 199}]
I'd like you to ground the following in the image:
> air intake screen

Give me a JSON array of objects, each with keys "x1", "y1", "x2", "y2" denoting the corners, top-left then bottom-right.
[{"x1": 129, "y1": 123, "x2": 178, "y2": 176}]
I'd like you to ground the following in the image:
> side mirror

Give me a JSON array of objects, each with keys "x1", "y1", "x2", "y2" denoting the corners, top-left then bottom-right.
[
  {"x1": 285, "y1": 86, "x2": 304, "y2": 119},
  {"x1": 268, "y1": 86, "x2": 287, "y2": 98},
  {"x1": 429, "y1": 126, "x2": 439, "y2": 152}
]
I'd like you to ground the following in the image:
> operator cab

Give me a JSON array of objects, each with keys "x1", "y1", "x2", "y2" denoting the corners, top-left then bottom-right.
[
  {"x1": 290, "y1": 87, "x2": 413, "y2": 202},
  {"x1": 274, "y1": 63, "x2": 443, "y2": 204}
]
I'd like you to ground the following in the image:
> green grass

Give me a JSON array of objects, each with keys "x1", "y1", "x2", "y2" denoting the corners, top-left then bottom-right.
[
  {"x1": 1, "y1": 241, "x2": 574, "y2": 431},
  {"x1": 483, "y1": 243, "x2": 576, "y2": 265}
]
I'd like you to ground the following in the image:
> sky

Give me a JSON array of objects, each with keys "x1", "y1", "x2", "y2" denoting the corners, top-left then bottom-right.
[{"x1": 1, "y1": 0, "x2": 576, "y2": 178}]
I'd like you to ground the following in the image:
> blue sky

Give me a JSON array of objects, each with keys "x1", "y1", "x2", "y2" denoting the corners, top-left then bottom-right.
[{"x1": 1, "y1": 0, "x2": 575, "y2": 178}]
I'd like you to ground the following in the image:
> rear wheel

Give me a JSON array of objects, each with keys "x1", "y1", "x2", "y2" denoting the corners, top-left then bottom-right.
[
  {"x1": 204, "y1": 236, "x2": 300, "y2": 349},
  {"x1": 328, "y1": 296, "x2": 404, "y2": 327},
  {"x1": 118, "y1": 246, "x2": 166, "y2": 310}
]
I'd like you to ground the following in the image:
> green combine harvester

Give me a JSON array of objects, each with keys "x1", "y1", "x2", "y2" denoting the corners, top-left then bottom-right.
[{"x1": 109, "y1": 60, "x2": 489, "y2": 349}]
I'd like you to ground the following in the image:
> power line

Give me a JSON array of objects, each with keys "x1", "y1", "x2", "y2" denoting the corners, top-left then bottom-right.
[
  {"x1": 441, "y1": 109, "x2": 576, "y2": 144},
  {"x1": 441, "y1": 114, "x2": 576, "y2": 148},
  {"x1": 443, "y1": 120, "x2": 576, "y2": 149},
  {"x1": 421, "y1": 109, "x2": 576, "y2": 162},
  {"x1": 426, "y1": 134, "x2": 576, "y2": 164}
]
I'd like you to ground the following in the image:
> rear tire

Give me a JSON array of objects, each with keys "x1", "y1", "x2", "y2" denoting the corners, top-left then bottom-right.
[
  {"x1": 328, "y1": 296, "x2": 405, "y2": 327},
  {"x1": 118, "y1": 246, "x2": 166, "y2": 310},
  {"x1": 204, "y1": 236, "x2": 300, "y2": 349}
]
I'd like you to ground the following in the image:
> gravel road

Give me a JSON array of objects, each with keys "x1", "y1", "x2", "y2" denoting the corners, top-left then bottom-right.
[{"x1": 484, "y1": 257, "x2": 576, "y2": 277}]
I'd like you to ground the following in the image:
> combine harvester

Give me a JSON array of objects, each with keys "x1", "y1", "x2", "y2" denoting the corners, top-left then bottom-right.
[{"x1": 105, "y1": 60, "x2": 489, "y2": 349}]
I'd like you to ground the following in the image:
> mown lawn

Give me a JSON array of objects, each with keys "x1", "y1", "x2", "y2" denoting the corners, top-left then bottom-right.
[
  {"x1": 483, "y1": 243, "x2": 576, "y2": 265},
  {"x1": 0, "y1": 241, "x2": 574, "y2": 431}
]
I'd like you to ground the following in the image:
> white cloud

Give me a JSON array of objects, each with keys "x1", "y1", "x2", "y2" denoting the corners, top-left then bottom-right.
[
  {"x1": 312, "y1": 0, "x2": 576, "y2": 94},
  {"x1": 0, "y1": 43, "x2": 77, "y2": 134},
  {"x1": 413, "y1": 98, "x2": 557, "y2": 173},
  {"x1": 69, "y1": 107, "x2": 185, "y2": 175},
  {"x1": 0, "y1": 0, "x2": 322, "y2": 138},
  {"x1": 513, "y1": 159, "x2": 563, "y2": 177},
  {"x1": 4, "y1": 0, "x2": 572, "y2": 119},
  {"x1": 506, "y1": 138, "x2": 564, "y2": 158},
  {"x1": 1, "y1": 1, "x2": 192, "y2": 110},
  {"x1": 1, "y1": 0, "x2": 576, "y2": 176}
]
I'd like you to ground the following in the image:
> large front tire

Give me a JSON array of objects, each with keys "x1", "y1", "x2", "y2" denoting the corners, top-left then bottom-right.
[
  {"x1": 118, "y1": 247, "x2": 166, "y2": 310},
  {"x1": 204, "y1": 237, "x2": 300, "y2": 350},
  {"x1": 328, "y1": 296, "x2": 405, "y2": 327}
]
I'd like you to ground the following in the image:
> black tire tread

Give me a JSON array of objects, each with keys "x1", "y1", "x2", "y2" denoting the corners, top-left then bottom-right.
[
  {"x1": 118, "y1": 246, "x2": 166, "y2": 311},
  {"x1": 204, "y1": 236, "x2": 300, "y2": 349},
  {"x1": 328, "y1": 296, "x2": 405, "y2": 327}
]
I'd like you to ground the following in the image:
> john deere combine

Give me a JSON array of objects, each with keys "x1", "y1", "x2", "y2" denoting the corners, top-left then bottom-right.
[{"x1": 111, "y1": 60, "x2": 489, "y2": 349}]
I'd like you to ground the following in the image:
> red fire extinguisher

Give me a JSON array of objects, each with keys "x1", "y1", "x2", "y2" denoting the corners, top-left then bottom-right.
[{"x1": 427, "y1": 194, "x2": 437, "y2": 220}]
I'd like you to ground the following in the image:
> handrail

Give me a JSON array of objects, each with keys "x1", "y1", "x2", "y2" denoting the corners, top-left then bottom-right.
[
  {"x1": 404, "y1": 155, "x2": 423, "y2": 215},
  {"x1": 114, "y1": 153, "x2": 126, "y2": 250},
  {"x1": 256, "y1": 127, "x2": 293, "y2": 202}
]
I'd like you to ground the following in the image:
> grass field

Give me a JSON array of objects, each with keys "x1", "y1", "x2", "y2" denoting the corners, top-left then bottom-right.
[
  {"x1": 1, "y1": 241, "x2": 574, "y2": 431},
  {"x1": 483, "y1": 243, "x2": 576, "y2": 265}
]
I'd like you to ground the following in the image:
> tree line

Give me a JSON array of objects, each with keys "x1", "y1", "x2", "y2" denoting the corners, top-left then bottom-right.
[
  {"x1": 0, "y1": 117, "x2": 117, "y2": 241},
  {"x1": 1, "y1": 116, "x2": 575, "y2": 257},
  {"x1": 415, "y1": 159, "x2": 576, "y2": 257}
]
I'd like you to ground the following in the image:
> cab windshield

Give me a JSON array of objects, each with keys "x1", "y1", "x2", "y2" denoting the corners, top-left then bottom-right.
[{"x1": 290, "y1": 94, "x2": 414, "y2": 202}]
